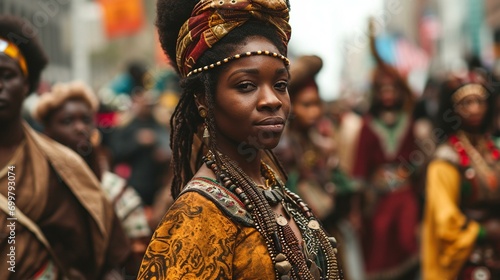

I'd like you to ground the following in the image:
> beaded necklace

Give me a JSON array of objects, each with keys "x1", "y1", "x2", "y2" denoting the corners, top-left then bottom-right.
[
  {"x1": 202, "y1": 150, "x2": 342, "y2": 279},
  {"x1": 450, "y1": 133, "x2": 500, "y2": 168},
  {"x1": 450, "y1": 132, "x2": 500, "y2": 191}
]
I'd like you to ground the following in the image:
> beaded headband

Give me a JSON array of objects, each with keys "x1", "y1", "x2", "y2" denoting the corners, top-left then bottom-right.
[
  {"x1": 186, "y1": 50, "x2": 290, "y2": 77},
  {"x1": 452, "y1": 83, "x2": 487, "y2": 104},
  {"x1": 0, "y1": 37, "x2": 28, "y2": 76}
]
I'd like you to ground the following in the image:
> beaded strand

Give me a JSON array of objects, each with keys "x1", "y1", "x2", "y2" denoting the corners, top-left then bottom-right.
[{"x1": 186, "y1": 50, "x2": 290, "y2": 77}]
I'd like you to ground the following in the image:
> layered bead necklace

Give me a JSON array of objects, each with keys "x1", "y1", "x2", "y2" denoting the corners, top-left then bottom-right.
[
  {"x1": 202, "y1": 150, "x2": 342, "y2": 280},
  {"x1": 450, "y1": 132, "x2": 500, "y2": 191}
]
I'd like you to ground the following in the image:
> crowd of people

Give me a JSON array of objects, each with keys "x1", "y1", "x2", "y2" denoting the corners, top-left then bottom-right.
[{"x1": 2, "y1": 0, "x2": 500, "y2": 279}]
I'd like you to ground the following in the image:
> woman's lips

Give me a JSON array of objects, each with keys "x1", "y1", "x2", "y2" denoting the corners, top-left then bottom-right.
[{"x1": 254, "y1": 123, "x2": 285, "y2": 134}]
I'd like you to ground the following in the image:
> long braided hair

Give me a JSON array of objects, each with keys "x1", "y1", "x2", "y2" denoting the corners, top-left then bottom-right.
[{"x1": 157, "y1": 0, "x2": 290, "y2": 198}]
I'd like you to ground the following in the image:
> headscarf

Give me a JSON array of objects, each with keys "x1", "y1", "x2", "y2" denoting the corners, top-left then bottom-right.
[
  {"x1": 0, "y1": 16, "x2": 48, "y2": 93},
  {"x1": 176, "y1": 0, "x2": 291, "y2": 77},
  {"x1": 444, "y1": 70, "x2": 488, "y2": 105},
  {"x1": 0, "y1": 37, "x2": 28, "y2": 76}
]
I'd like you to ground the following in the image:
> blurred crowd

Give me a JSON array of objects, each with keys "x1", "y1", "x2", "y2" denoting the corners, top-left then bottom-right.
[{"x1": 3, "y1": 9, "x2": 500, "y2": 279}]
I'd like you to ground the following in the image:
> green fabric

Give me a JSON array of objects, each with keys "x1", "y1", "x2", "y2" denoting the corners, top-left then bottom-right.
[
  {"x1": 493, "y1": 136, "x2": 500, "y2": 149},
  {"x1": 285, "y1": 170, "x2": 300, "y2": 194},
  {"x1": 286, "y1": 168, "x2": 355, "y2": 195},
  {"x1": 460, "y1": 179, "x2": 473, "y2": 198},
  {"x1": 331, "y1": 167, "x2": 354, "y2": 194},
  {"x1": 477, "y1": 225, "x2": 487, "y2": 243},
  {"x1": 371, "y1": 113, "x2": 408, "y2": 156}
]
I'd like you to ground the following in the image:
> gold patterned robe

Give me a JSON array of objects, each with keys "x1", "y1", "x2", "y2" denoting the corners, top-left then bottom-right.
[{"x1": 137, "y1": 178, "x2": 275, "y2": 279}]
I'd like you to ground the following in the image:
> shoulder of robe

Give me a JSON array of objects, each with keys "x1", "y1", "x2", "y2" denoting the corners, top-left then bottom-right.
[{"x1": 180, "y1": 178, "x2": 254, "y2": 227}]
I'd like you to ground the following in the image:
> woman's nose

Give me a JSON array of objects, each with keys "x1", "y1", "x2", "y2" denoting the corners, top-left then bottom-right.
[{"x1": 257, "y1": 86, "x2": 282, "y2": 112}]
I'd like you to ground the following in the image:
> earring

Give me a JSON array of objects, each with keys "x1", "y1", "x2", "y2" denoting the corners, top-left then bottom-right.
[
  {"x1": 202, "y1": 122, "x2": 210, "y2": 147},
  {"x1": 199, "y1": 107, "x2": 207, "y2": 118},
  {"x1": 203, "y1": 124, "x2": 210, "y2": 139}
]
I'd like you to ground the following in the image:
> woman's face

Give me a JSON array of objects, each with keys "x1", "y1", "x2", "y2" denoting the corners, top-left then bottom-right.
[
  {"x1": 292, "y1": 84, "x2": 322, "y2": 129},
  {"x1": 0, "y1": 55, "x2": 29, "y2": 123},
  {"x1": 44, "y1": 99, "x2": 95, "y2": 155},
  {"x1": 375, "y1": 74, "x2": 400, "y2": 109},
  {"x1": 212, "y1": 37, "x2": 291, "y2": 152},
  {"x1": 454, "y1": 93, "x2": 487, "y2": 130}
]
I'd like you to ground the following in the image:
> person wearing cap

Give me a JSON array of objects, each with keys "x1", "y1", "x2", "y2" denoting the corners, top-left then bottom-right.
[
  {"x1": 0, "y1": 15, "x2": 129, "y2": 279},
  {"x1": 137, "y1": 0, "x2": 344, "y2": 279},
  {"x1": 32, "y1": 80, "x2": 152, "y2": 277},
  {"x1": 422, "y1": 71, "x2": 500, "y2": 279}
]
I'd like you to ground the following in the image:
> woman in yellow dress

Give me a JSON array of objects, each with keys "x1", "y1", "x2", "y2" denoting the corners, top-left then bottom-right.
[
  {"x1": 422, "y1": 71, "x2": 500, "y2": 279},
  {"x1": 137, "y1": 0, "x2": 343, "y2": 279}
]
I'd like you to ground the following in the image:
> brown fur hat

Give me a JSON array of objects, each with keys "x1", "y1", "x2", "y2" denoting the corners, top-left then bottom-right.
[
  {"x1": 33, "y1": 81, "x2": 99, "y2": 123},
  {"x1": 288, "y1": 55, "x2": 323, "y2": 98}
]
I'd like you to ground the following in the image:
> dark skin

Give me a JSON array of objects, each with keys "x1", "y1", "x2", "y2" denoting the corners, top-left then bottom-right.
[
  {"x1": 43, "y1": 98, "x2": 149, "y2": 273},
  {"x1": 193, "y1": 37, "x2": 305, "y2": 238},
  {"x1": 454, "y1": 93, "x2": 487, "y2": 137},
  {"x1": 290, "y1": 84, "x2": 322, "y2": 132},
  {"x1": 376, "y1": 74, "x2": 399, "y2": 109},
  {"x1": 0, "y1": 54, "x2": 30, "y2": 168},
  {"x1": 44, "y1": 100, "x2": 94, "y2": 156},
  {"x1": 195, "y1": 38, "x2": 290, "y2": 183}
]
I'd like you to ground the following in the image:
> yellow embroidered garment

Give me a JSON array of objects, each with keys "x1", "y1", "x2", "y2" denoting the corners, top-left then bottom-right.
[
  {"x1": 422, "y1": 160, "x2": 480, "y2": 279},
  {"x1": 137, "y1": 180, "x2": 275, "y2": 279}
]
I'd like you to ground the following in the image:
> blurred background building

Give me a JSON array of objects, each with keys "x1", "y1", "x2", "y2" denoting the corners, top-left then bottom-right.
[{"x1": 0, "y1": 0, "x2": 160, "y2": 91}]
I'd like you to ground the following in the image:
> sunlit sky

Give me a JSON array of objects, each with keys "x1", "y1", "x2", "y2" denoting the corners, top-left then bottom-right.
[{"x1": 288, "y1": 0, "x2": 383, "y2": 100}]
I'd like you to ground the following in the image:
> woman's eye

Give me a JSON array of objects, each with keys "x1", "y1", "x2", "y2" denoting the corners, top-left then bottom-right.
[
  {"x1": 61, "y1": 118, "x2": 72, "y2": 125},
  {"x1": 236, "y1": 82, "x2": 255, "y2": 92},
  {"x1": 275, "y1": 81, "x2": 288, "y2": 91}
]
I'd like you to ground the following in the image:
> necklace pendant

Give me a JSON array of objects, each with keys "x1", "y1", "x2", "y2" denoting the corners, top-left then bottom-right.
[
  {"x1": 272, "y1": 187, "x2": 284, "y2": 201},
  {"x1": 308, "y1": 220, "x2": 320, "y2": 230},
  {"x1": 261, "y1": 188, "x2": 285, "y2": 205},
  {"x1": 262, "y1": 189, "x2": 278, "y2": 204},
  {"x1": 276, "y1": 215, "x2": 288, "y2": 226}
]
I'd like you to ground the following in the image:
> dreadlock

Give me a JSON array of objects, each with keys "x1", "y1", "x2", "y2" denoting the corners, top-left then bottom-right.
[{"x1": 169, "y1": 74, "x2": 203, "y2": 198}]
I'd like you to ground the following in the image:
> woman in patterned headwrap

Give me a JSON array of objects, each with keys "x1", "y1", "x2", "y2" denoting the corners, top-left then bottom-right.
[
  {"x1": 137, "y1": 1, "x2": 343, "y2": 279},
  {"x1": 422, "y1": 71, "x2": 500, "y2": 279}
]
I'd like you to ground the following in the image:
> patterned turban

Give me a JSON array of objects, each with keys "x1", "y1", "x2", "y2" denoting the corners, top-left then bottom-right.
[{"x1": 176, "y1": 0, "x2": 291, "y2": 77}]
